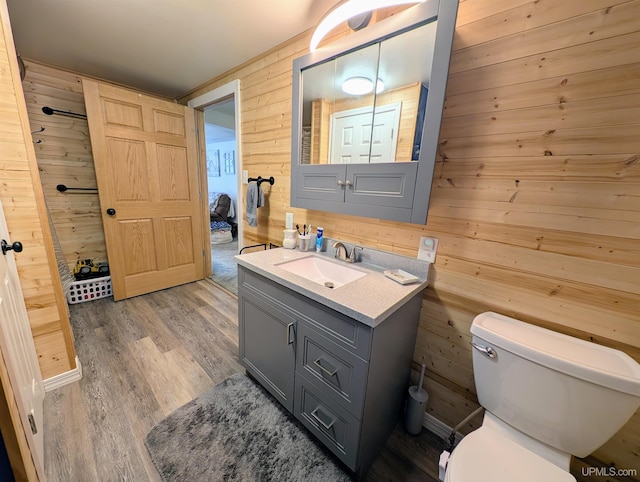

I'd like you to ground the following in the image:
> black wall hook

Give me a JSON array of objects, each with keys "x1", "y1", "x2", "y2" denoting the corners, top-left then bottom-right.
[
  {"x1": 57, "y1": 184, "x2": 98, "y2": 193},
  {"x1": 248, "y1": 176, "x2": 275, "y2": 186},
  {"x1": 42, "y1": 106, "x2": 87, "y2": 119}
]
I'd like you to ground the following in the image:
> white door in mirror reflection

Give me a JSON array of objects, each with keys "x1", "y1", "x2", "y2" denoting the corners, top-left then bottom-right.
[{"x1": 329, "y1": 102, "x2": 400, "y2": 164}]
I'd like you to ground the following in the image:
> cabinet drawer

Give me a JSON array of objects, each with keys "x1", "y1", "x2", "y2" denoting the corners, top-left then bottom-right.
[
  {"x1": 297, "y1": 321, "x2": 367, "y2": 417},
  {"x1": 294, "y1": 374, "x2": 360, "y2": 471},
  {"x1": 239, "y1": 266, "x2": 371, "y2": 358}
]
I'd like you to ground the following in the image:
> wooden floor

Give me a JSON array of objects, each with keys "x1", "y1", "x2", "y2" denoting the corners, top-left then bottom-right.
[{"x1": 44, "y1": 280, "x2": 443, "y2": 482}]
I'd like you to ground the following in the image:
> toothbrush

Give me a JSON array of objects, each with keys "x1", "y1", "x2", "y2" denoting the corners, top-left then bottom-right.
[{"x1": 307, "y1": 224, "x2": 312, "y2": 236}]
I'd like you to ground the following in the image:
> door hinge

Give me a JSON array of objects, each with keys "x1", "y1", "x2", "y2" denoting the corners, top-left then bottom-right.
[{"x1": 28, "y1": 412, "x2": 37, "y2": 435}]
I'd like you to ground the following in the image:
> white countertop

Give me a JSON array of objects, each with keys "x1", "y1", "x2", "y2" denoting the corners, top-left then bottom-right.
[{"x1": 235, "y1": 247, "x2": 429, "y2": 327}]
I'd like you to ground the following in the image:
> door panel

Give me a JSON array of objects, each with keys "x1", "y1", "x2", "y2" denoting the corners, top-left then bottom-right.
[
  {"x1": 120, "y1": 219, "x2": 157, "y2": 275},
  {"x1": 84, "y1": 79, "x2": 204, "y2": 300},
  {"x1": 0, "y1": 198, "x2": 45, "y2": 480}
]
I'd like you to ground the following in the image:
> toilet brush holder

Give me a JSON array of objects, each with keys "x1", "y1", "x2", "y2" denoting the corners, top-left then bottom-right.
[{"x1": 404, "y1": 363, "x2": 429, "y2": 435}]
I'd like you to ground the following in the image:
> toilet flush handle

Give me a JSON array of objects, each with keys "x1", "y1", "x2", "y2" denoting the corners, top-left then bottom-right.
[{"x1": 471, "y1": 342, "x2": 497, "y2": 359}]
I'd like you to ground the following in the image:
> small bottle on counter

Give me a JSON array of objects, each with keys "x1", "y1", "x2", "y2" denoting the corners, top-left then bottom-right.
[{"x1": 315, "y1": 227, "x2": 323, "y2": 252}]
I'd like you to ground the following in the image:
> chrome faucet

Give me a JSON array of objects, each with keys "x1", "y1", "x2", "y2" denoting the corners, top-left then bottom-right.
[
  {"x1": 332, "y1": 242, "x2": 362, "y2": 263},
  {"x1": 333, "y1": 242, "x2": 348, "y2": 261}
]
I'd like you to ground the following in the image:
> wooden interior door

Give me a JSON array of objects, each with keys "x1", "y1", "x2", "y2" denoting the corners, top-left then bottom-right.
[
  {"x1": 329, "y1": 103, "x2": 400, "y2": 164},
  {"x1": 0, "y1": 197, "x2": 45, "y2": 480},
  {"x1": 83, "y1": 79, "x2": 204, "y2": 300}
]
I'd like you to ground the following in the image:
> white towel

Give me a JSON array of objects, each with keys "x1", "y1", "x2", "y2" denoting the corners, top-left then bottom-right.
[{"x1": 245, "y1": 182, "x2": 264, "y2": 227}]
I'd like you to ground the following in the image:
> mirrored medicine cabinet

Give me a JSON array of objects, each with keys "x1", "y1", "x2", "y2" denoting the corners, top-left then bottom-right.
[{"x1": 290, "y1": 0, "x2": 458, "y2": 224}]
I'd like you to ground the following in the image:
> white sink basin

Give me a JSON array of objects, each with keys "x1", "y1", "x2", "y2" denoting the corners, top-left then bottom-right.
[{"x1": 276, "y1": 255, "x2": 368, "y2": 289}]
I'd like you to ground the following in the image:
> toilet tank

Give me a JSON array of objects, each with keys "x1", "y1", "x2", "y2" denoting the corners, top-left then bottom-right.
[{"x1": 471, "y1": 312, "x2": 640, "y2": 457}]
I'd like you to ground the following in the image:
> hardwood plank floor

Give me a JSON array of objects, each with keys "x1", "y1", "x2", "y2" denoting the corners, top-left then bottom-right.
[{"x1": 44, "y1": 280, "x2": 443, "y2": 481}]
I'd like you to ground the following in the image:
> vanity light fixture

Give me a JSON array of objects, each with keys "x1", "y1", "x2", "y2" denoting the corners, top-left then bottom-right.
[
  {"x1": 310, "y1": 0, "x2": 426, "y2": 52},
  {"x1": 342, "y1": 76, "x2": 385, "y2": 95}
]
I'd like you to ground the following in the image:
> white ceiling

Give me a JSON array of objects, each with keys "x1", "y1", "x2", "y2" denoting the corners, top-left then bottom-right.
[{"x1": 6, "y1": 0, "x2": 335, "y2": 99}]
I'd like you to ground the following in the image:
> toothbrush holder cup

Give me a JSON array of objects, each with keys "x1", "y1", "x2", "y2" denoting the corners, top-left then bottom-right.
[{"x1": 297, "y1": 234, "x2": 311, "y2": 251}]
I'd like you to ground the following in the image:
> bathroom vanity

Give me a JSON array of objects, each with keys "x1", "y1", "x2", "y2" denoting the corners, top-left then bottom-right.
[{"x1": 236, "y1": 246, "x2": 429, "y2": 476}]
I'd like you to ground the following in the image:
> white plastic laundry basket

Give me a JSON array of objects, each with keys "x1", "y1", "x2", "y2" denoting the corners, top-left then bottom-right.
[{"x1": 67, "y1": 276, "x2": 113, "y2": 304}]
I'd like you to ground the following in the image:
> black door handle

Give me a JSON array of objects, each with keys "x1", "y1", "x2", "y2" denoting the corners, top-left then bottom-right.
[
  {"x1": 106, "y1": 208, "x2": 116, "y2": 216},
  {"x1": 1, "y1": 240, "x2": 23, "y2": 255}
]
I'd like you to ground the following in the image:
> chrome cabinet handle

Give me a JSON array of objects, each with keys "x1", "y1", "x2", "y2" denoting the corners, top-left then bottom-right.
[
  {"x1": 313, "y1": 357, "x2": 338, "y2": 377},
  {"x1": 471, "y1": 342, "x2": 497, "y2": 359},
  {"x1": 345, "y1": 180, "x2": 353, "y2": 187},
  {"x1": 286, "y1": 323, "x2": 295, "y2": 345},
  {"x1": 310, "y1": 407, "x2": 335, "y2": 430},
  {"x1": 337, "y1": 180, "x2": 345, "y2": 187}
]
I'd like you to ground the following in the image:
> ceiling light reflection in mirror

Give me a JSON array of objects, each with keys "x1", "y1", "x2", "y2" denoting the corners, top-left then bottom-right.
[{"x1": 341, "y1": 76, "x2": 385, "y2": 95}]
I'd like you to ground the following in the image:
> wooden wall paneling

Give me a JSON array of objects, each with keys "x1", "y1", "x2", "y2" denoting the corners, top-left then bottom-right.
[
  {"x1": 426, "y1": 216, "x2": 640, "y2": 267},
  {"x1": 453, "y1": 0, "x2": 632, "y2": 49},
  {"x1": 435, "y1": 153, "x2": 640, "y2": 182},
  {"x1": 446, "y1": 62, "x2": 640, "y2": 120},
  {"x1": 441, "y1": 94, "x2": 640, "y2": 138},
  {"x1": 451, "y1": 0, "x2": 640, "y2": 73},
  {"x1": 22, "y1": 59, "x2": 107, "y2": 270},
  {"x1": 446, "y1": 32, "x2": 640, "y2": 97},
  {"x1": 178, "y1": 1, "x2": 640, "y2": 475},
  {"x1": 0, "y1": 0, "x2": 76, "y2": 381}
]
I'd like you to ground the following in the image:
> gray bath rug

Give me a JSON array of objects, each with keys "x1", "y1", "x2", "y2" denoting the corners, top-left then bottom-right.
[{"x1": 144, "y1": 373, "x2": 352, "y2": 481}]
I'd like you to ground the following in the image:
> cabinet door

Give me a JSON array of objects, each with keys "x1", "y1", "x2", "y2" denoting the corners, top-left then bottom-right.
[
  {"x1": 239, "y1": 293, "x2": 296, "y2": 412},
  {"x1": 293, "y1": 164, "x2": 347, "y2": 203},
  {"x1": 345, "y1": 162, "x2": 418, "y2": 210}
]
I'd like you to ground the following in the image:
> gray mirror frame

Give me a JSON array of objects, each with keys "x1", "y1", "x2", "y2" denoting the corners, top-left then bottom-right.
[{"x1": 290, "y1": 0, "x2": 458, "y2": 225}]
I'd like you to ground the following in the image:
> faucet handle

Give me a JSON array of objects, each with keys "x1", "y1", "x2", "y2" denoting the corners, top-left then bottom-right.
[{"x1": 348, "y1": 246, "x2": 363, "y2": 263}]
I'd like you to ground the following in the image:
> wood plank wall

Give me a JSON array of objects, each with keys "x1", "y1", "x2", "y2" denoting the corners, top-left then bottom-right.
[
  {"x1": 21, "y1": 61, "x2": 107, "y2": 270},
  {"x1": 181, "y1": 0, "x2": 640, "y2": 475},
  {"x1": 0, "y1": 2, "x2": 76, "y2": 379}
]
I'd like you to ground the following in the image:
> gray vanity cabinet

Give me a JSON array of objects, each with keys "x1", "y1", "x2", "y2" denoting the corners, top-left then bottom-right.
[{"x1": 238, "y1": 265, "x2": 423, "y2": 476}]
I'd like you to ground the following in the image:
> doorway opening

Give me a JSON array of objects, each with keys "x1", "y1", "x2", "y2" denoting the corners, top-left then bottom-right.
[{"x1": 188, "y1": 80, "x2": 243, "y2": 295}]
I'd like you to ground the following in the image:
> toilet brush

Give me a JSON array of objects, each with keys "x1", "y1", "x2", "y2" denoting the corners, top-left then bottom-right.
[{"x1": 404, "y1": 363, "x2": 428, "y2": 435}]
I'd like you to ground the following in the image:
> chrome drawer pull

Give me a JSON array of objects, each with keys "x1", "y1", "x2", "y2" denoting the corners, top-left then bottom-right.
[
  {"x1": 286, "y1": 323, "x2": 295, "y2": 345},
  {"x1": 310, "y1": 407, "x2": 335, "y2": 430},
  {"x1": 313, "y1": 357, "x2": 338, "y2": 377},
  {"x1": 471, "y1": 342, "x2": 497, "y2": 359}
]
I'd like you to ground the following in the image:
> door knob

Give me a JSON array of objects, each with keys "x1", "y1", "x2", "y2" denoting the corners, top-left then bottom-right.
[
  {"x1": 1, "y1": 240, "x2": 23, "y2": 255},
  {"x1": 106, "y1": 208, "x2": 116, "y2": 216}
]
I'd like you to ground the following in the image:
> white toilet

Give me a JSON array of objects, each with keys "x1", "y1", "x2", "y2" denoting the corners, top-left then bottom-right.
[{"x1": 444, "y1": 312, "x2": 640, "y2": 482}]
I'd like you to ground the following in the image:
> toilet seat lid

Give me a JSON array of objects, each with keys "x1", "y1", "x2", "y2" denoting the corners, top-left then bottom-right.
[{"x1": 446, "y1": 427, "x2": 576, "y2": 482}]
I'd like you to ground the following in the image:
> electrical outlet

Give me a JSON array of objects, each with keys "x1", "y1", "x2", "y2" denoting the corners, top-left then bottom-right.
[
  {"x1": 285, "y1": 212, "x2": 294, "y2": 229},
  {"x1": 417, "y1": 236, "x2": 438, "y2": 264},
  {"x1": 242, "y1": 170, "x2": 249, "y2": 184}
]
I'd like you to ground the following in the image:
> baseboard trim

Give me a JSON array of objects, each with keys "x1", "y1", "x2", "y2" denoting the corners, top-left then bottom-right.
[
  {"x1": 43, "y1": 356, "x2": 82, "y2": 392},
  {"x1": 423, "y1": 412, "x2": 464, "y2": 446}
]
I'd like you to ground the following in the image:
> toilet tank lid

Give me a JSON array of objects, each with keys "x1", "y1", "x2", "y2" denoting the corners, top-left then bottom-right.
[{"x1": 471, "y1": 312, "x2": 640, "y2": 396}]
